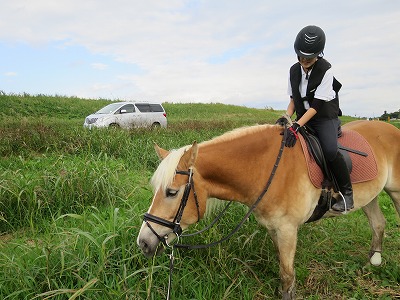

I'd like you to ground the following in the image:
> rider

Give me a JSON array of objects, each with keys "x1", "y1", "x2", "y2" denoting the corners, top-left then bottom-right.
[{"x1": 277, "y1": 25, "x2": 353, "y2": 212}]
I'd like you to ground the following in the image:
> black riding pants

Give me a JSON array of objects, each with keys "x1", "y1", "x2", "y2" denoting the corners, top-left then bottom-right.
[{"x1": 307, "y1": 118, "x2": 340, "y2": 162}]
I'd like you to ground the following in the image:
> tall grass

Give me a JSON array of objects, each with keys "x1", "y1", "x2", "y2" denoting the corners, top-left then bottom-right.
[
  {"x1": 0, "y1": 93, "x2": 110, "y2": 119},
  {"x1": 0, "y1": 93, "x2": 398, "y2": 299},
  {"x1": 0, "y1": 153, "x2": 144, "y2": 232},
  {"x1": 0, "y1": 194, "x2": 398, "y2": 299}
]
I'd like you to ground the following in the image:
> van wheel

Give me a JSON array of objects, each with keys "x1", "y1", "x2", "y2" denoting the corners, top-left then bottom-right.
[
  {"x1": 151, "y1": 122, "x2": 161, "y2": 129},
  {"x1": 109, "y1": 123, "x2": 119, "y2": 128}
]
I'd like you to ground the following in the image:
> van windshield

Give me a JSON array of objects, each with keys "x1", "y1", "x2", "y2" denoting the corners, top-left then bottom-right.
[{"x1": 95, "y1": 103, "x2": 123, "y2": 114}]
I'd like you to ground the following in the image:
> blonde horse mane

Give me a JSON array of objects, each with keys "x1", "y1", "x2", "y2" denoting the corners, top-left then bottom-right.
[
  {"x1": 150, "y1": 124, "x2": 279, "y2": 194},
  {"x1": 150, "y1": 145, "x2": 226, "y2": 218},
  {"x1": 150, "y1": 124, "x2": 280, "y2": 218},
  {"x1": 150, "y1": 145, "x2": 191, "y2": 192},
  {"x1": 202, "y1": 124, "x2": 276, "y2": 146}
]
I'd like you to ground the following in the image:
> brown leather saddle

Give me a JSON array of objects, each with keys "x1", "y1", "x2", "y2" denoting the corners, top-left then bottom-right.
[{"x1": 298, "y1": 126, "x2": 378, "y2": 222}]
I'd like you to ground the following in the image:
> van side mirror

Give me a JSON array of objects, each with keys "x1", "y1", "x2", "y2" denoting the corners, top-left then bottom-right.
[{"x1": 120, "y1": 109, "x2": 127, "y2": 114}]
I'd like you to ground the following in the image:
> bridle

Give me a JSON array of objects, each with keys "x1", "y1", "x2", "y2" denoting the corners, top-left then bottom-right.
[
  {"x1": 142, "y1": 123, "x2": 288, "y2": 299},
  {"x1": 142, "y1": 167, "x2": 200, "y2": 300},
  {"x1": 143, "y1": 167, "x2": 200, "y2": 248}
]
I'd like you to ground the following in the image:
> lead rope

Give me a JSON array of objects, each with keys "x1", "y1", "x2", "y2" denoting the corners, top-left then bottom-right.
[
  {"x1": 165, "y1": 123, "x2": 288, "y2": 299},
  {"x1": 166, "y1": 246, "x2": 174, "y2": 300},
  {"x1": 165, "y1": 234, "x2": 180, "y2": 300}
]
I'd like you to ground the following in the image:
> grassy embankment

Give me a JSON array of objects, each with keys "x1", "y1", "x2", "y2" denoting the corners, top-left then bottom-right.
[{"x1": 0, "y1": 93, "x2": 399, "y2": 299}]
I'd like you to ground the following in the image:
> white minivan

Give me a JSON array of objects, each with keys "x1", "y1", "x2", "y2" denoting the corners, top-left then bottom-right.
[{"x1": 84, "y1": 102, "x2": 167, "y2": 129}]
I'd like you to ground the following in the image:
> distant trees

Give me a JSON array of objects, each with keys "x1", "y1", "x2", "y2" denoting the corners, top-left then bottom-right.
[{"x1": 379, "y1": 109, "x2": 400, "y2": 120}]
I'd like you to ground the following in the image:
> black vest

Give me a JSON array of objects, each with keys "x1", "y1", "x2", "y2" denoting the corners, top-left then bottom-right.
[{"x1": 289, "y1": 58, "x2": 342, "y2": 120}]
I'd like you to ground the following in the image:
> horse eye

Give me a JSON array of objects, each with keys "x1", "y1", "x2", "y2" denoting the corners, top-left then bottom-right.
[{"x1": 166, "y1": 188, "x2": 178, "y2": 198}]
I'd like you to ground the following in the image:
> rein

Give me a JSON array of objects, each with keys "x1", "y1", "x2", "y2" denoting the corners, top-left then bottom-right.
[
  {"x1": 175, "y1": 125, "x2": 287, "y2": 249},
  {"x1": 143, "y1": 123, "x2": 288, "y2": 299}
]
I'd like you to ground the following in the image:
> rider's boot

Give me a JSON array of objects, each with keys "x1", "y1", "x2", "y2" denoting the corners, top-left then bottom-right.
[{"x1": 329, "y1": 151, "x2": 354, "y2": 212}]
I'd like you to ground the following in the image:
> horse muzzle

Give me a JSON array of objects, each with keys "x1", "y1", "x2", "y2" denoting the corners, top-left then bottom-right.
[
  {"x1": 137, "y1": 222, "x2": 164, "y2": 257},
  {"x1": 137, "y1": 220, "x2": 181, "y2": 257}
]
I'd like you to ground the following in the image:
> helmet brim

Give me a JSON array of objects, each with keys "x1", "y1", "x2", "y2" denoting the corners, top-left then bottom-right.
[{"x1": 295, "y1": 48, "x2": 320, "y2": 59}]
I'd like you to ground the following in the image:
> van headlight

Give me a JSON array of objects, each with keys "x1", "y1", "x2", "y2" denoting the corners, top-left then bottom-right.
[{"x1": 86, "y1": 117, "x2": 98, "y2": 124}]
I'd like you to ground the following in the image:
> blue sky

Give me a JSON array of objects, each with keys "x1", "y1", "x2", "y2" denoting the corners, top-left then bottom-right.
[{"x1": 1, "y1": 0, "x2": 399, "y2": 117}]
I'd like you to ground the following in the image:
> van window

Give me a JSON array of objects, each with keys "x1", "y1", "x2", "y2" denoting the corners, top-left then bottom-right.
[
  {"x1": 119, "y1": 104, "x2": 135, "y2": 114},
  {"x1": 149, "y1": 104, "x2": 164, "y2": 112},
  {"x1": 135, "y1": 103, "x2": 164, "y2": 112},
  {"x1": 96, "y1": 103, "x2": 122, "y2": 114},
  {"x1": 135, "y1": 104, "x2": 151, "y2": 112}
]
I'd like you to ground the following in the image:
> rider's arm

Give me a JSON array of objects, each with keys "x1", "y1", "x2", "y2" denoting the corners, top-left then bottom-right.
[
  {"x1": 296, "y1": 107, "x2": 317, "y2": 127},
  {"x1": 286, "y1": 97, "x2": 295, "y2": 118}
]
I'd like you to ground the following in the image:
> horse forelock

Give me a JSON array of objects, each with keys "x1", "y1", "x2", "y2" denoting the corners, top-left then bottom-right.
[{"x1": 150, "y1": 146, "x2": 190, "y2": 192}]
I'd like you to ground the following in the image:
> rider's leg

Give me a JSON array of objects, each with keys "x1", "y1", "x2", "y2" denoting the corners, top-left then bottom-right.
[
  {"x1": 308, "y1": 118, "x2": 353, "y2": 212},
  {"x1": 329, "y1": 151, "x2": 354, "y2": 211}
]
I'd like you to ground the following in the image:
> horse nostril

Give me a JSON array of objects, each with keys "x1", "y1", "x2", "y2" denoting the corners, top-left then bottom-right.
[
  {"x1": 139, "y1": 239, "x2": 150, "y2": 254},
  {"x1": 139, "y1": 240, "x2": 147, "y2": 249}
]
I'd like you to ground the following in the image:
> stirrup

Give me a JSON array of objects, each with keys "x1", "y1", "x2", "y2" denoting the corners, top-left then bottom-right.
[{"x1": 332, "y1": 192, "x2": 353, "y2": 213}]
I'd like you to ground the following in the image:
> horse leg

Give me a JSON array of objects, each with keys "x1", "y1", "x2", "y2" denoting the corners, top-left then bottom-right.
[
  {"x1": 362, "y1": 196, "x2": 386, "y2": 266},
  {"x1": 273, "y1": 224, "x2": 298, "y2": 300},
  {"x1": 385, "y1": 190, "x2": 400, "y2": 218},
  {"x1": 267, "y1": 228, "x2": 279, "y2": 256}
]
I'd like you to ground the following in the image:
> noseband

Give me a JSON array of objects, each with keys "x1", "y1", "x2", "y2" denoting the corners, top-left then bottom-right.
[{"x1": 143, "y1": 168, "x2": 200, "y2": 247}]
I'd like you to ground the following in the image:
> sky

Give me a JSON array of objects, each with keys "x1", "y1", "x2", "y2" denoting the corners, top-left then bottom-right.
[{"x1": 1, "y1": 0, "x2": 399, "y2": 118}]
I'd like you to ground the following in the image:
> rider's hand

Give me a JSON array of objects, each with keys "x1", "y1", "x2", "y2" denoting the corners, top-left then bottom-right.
[{"x1": 285, "y1": 123, "x2": 300, "y2": 147}]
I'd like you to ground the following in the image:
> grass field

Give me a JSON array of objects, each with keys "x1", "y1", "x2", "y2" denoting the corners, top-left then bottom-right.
[{"x1": 0, "y1": 93, "x2": 399, "y2": 299}]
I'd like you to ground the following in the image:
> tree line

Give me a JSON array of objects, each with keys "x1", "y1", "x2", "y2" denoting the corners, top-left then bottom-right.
[{"x1": 380, "y1": 109, "x2": 400, "y2": 120}]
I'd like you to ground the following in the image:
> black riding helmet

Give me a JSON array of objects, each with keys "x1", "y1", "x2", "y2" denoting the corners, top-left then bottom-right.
[{"x1": 294, "y1": 25, "x2": 326, "y2": 58}]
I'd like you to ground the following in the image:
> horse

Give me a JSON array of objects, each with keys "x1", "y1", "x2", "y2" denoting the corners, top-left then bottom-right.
[{"x1": 137, "y1": 120, "x2": 400, "y2": 300}]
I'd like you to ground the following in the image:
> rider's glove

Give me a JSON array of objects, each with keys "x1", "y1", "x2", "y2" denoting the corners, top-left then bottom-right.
[
  {"x1": 285, "y1": 122, "x2": 300, "y2": 148},
  {"x1": 275, "y1": 116, "x2": 287, "y2": 126},
  {"x1": 275, "y1": 114, "x2": 291, "y2": 126}
]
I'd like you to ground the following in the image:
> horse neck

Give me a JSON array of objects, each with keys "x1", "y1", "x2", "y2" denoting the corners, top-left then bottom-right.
[{"x1": 195, "y1": 125, "x2": 283, "y2": 205}]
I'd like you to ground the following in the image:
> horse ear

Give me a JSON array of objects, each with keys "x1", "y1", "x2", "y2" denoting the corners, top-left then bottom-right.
[
  {"x1": 182, "y1": 141, "x2": 198, "y2": 168},
  {"x1": 154, "y1": 143, "x2": 170, "y2": 160},
  {"x1": 188, "y1": 141, "x2": 198, "y2": 166}
]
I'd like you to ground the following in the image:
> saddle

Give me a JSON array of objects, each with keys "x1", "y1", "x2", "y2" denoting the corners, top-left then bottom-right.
[{"x1": 298, "y1": 126, "x2": 378, "y2": 222}]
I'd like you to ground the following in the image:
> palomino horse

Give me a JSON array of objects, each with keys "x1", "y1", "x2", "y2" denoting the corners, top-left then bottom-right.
[{"x1": 137, "y1": 120, "x2": 400, "y2": 299}]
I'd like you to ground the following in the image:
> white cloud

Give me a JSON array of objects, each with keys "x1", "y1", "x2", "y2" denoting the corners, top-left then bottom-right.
[
  {"x1": 0, "y1": 0, "x2": 399, "y2": 117},
  {"x1": 91, "y1": 63, "x2": 108, "y2": 70}
]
